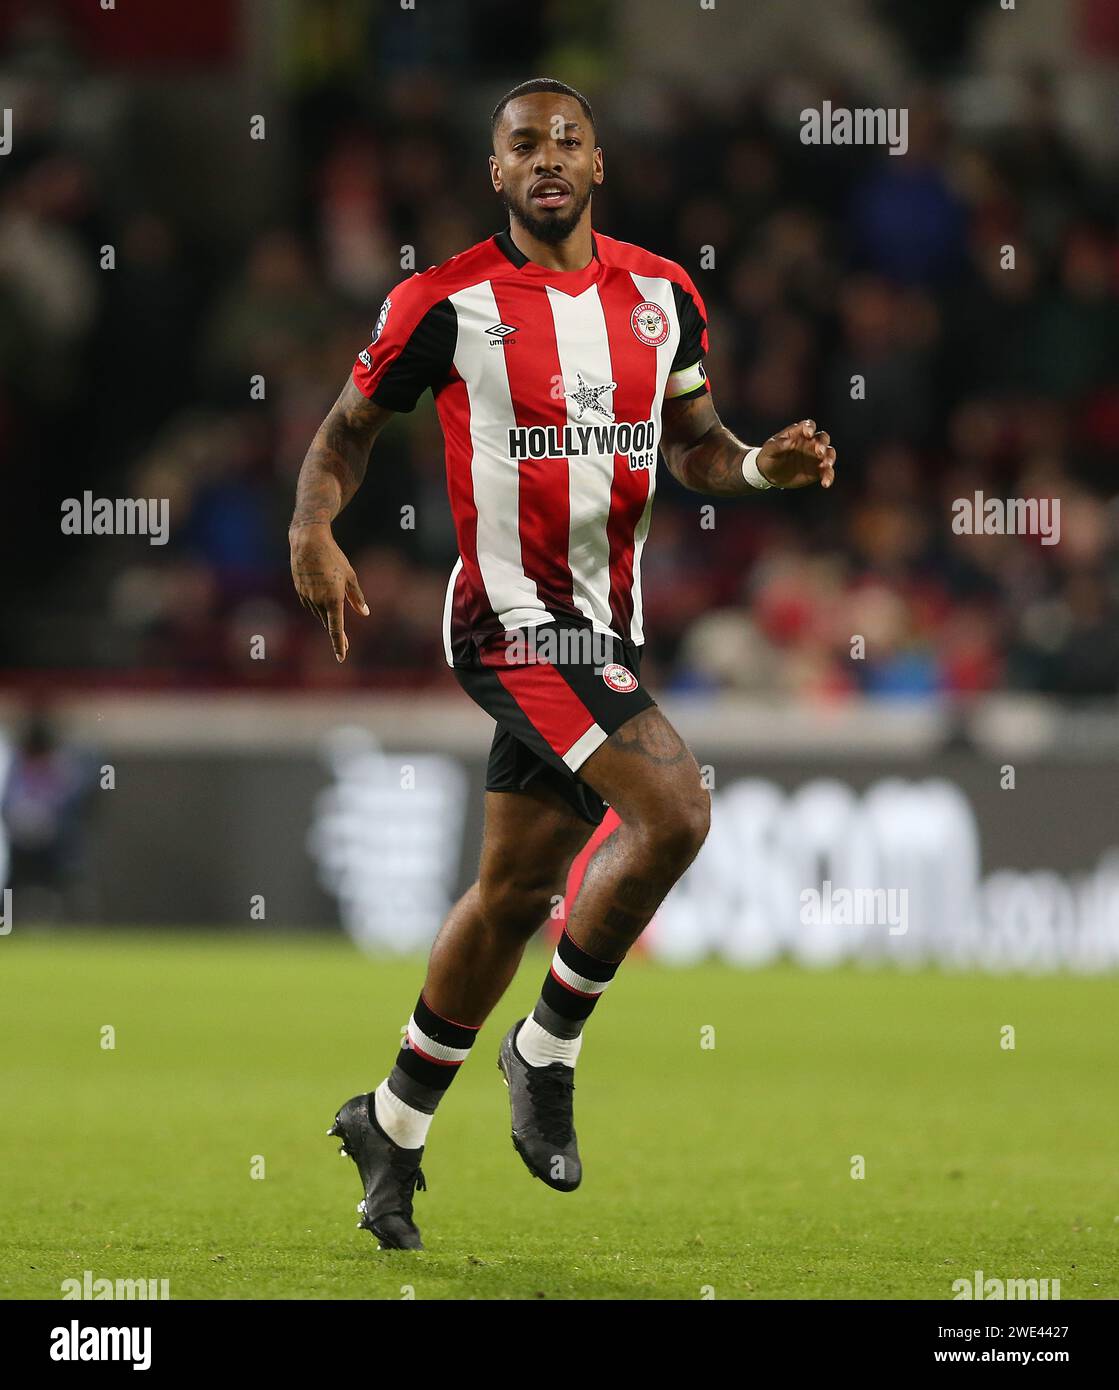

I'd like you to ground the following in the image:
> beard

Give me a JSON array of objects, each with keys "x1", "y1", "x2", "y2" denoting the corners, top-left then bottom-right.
[{"x1": 503, "y1": 183, "x2": 593, "y2": 245}]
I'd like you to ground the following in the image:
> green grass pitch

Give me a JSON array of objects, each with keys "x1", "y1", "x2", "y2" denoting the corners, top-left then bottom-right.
[{"x1": 2, "y1": 931, "x2": 1116, "y2": 1300}]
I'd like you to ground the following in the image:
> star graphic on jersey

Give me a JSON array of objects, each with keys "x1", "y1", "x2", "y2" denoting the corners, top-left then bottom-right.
[{"x1": 565, "y1": 373, "x2": 617, "y2": 421}]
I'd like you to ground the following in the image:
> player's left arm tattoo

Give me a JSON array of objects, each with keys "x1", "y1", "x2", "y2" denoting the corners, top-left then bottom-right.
[
  {"x1": 658, "y1": 393, "x2": 757, "y2": 496},
  {"x1": 660, "y1": 393, "x2": 838, "y2": 494}
]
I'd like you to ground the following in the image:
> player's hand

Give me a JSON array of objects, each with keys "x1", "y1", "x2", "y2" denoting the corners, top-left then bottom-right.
[
  {"x1": 288, "y1": 523, "x2": 369, "y2": 662},
  {"x1": 757, "y1": 419, "x2": 836, "y2": 489}
]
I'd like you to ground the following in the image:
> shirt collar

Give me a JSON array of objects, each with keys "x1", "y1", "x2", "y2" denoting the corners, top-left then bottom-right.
[{"x1": 493, "y1": 226, "x2": 600, "y2": 273}]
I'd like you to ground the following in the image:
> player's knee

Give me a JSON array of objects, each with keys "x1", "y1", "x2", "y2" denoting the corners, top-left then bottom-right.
[
  {"x1": 639, "y1": 787, "x2": 710, "y2": 875},
  {"x1": 478, "y1": 872, "x2": 559, "y2": 940},
  {"x1": 673, "y1": 787, "x2": 712, "y2": 864}
]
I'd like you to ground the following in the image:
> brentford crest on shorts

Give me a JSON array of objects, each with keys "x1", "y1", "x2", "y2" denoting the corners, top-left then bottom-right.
[
  {"x1": 602, "y1": 662, "x2": 639, "y2": 693},
  {"x1": 351, "y1": 229, "x2": 712, "y2": 667}
]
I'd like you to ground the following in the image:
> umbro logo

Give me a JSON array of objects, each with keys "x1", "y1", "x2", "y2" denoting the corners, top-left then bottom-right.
[{"x1": 486, "y1": 322, "x2": 518, "y2": 344}]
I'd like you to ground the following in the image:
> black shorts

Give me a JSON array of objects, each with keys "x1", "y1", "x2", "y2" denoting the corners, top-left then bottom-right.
[{"x1": 453, "y1": 623, "x2": 656, "y2": 825}]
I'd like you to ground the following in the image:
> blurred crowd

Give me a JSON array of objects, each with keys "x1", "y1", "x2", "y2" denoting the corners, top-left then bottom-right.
[{"x1": 1, "y1": 1, "x2": 1117, "y2": 700}]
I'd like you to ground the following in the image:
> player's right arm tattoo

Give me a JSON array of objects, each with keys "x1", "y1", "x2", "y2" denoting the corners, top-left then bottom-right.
[
  {"x1": 289, "y1": 377, "x2": 389, "y2": 658},
  {"x1": 289, "y1": 379, "x2": 394, "y2": 531}
]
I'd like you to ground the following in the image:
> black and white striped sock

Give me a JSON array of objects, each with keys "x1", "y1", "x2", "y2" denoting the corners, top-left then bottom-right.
[
  {"x1": 374, "y1": 994, "x2": 479, "y2": 1148},
  {"x1": 517, "y1": 929, "x2": 621, "y2": 1068}
]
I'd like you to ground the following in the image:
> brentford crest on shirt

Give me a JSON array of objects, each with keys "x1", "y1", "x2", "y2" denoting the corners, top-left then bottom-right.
[
  {"x1": 602, "y1": 662, "x2": 639, "y2": 693},
  {"x1": 630, "y1": 301, "x2": 669, "y2": 346}
]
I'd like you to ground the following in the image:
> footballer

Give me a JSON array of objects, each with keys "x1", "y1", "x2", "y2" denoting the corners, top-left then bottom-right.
[{"x1": 289, "y1": 78, "x2": 837, "y2": 1249}]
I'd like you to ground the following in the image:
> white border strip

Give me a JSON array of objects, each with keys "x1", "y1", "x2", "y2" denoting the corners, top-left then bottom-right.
[{"x1": 563, "y1": 722, "x2": 608, "y2": 771}]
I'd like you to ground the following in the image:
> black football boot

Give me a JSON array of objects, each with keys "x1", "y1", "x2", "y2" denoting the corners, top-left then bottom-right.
[
  {"x1": 497, "y1": 1019, "x2": 581, "y2": 1192},
  {"x1": 328, "y1": 1093, "x2": 427, "y2": 1250}
]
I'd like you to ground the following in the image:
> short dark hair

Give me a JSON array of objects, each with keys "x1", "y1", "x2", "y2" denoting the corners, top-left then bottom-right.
[{"x1": 491, "y1": 78, "x2": 596, "y2": 143}]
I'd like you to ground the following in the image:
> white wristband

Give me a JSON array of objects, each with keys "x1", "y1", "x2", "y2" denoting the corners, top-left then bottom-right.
[{"x1": 741, "y1": 446, "x2": 774, "y2": 490}]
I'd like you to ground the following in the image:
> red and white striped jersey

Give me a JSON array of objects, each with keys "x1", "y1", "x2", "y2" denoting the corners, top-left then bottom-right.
[{"x1": 352, "y1": 228, "x2": 710, "y2": 666}]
